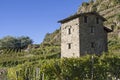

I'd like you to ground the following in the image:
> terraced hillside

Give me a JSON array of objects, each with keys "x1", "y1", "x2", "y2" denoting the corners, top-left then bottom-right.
[{"x1": 43, "y1": 0, "x2": 120, "y2": 44}]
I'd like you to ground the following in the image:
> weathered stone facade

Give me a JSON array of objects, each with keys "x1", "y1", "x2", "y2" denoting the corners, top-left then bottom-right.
[
  {"x1": 61, "y1": 18, "x2": 80, "y2": 58},
  {"x1": 59, "y1": 12, "x2": 112, "y2": 58}
]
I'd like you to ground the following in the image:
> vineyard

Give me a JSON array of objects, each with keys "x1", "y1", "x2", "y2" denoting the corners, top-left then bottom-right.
[
  {"x1": 0, "y1": 53, "x2": 120, "y2": 80},
  {"x1": 0, "y1": 34, "x2": 120, "y2": 80},
  {"x1": 0, "y1": 44, "x2": 60, "y2": 80},
  {"x1": 0, "y1": 0, "x2": 120, "y2": 79}
]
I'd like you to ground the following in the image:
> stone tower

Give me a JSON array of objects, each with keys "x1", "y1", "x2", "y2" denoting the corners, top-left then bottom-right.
[{"x1": 58, "y1": 12, "x2": 112, "y2": 58}]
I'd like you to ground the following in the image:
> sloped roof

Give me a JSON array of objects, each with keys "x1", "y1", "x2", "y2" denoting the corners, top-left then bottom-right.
[{"x1": 58, "y1": 12, "x2": 106, "y2": 23}]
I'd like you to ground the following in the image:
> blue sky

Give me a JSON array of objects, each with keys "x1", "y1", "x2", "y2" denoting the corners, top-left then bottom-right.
[{"x1": 0, "y1": 0, "x2": 88, "y2": 44}]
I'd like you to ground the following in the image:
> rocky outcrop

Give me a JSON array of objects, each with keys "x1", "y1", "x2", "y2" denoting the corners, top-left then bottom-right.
[{"x1": 42, "y1": 29, "x2": 61, "y2": 46}]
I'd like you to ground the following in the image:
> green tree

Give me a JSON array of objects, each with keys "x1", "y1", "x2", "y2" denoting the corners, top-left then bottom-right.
[
  {"x1": 18, "y1": 36, "x2": 33, "y2": 49},
  {"x1": 0, "y1": 36, "x2": 33, "y2": 51},
  {"x1": 0, "y1": 36, "x2": 16, "y2": 49}
]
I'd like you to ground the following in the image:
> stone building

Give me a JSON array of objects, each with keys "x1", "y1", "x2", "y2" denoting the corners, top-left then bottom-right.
[{"x1": 59, "y1": 12, "x2": 112, "y2": 58}]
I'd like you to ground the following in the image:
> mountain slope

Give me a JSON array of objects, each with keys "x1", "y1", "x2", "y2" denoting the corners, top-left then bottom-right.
[
  {"x1": 42, "y1": 0, "x2": 120, "y2": 53},
  {"x1": 78, "y1": 0, "x2": 120, "y2": 29}
]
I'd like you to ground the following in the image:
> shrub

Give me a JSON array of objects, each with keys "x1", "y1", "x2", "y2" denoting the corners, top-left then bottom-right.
[{"x1": 82, "y1": 2, "x2": 89, "y2": 6}]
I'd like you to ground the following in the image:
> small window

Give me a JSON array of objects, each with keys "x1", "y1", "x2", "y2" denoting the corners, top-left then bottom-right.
[
  {"x1": 91, "y1": 26, "x2": 94, "y2": 33},
  {"x1": 68, "y1": 28, "x2": 71, "y2": 34},
  {"x1": 84, "y1": 16, "x2": 88, "y2": 23},
  {"x1": 96, "y1": 17, "x2": 99, "y2": 24},
  {"x1": 68, "y1": 43, "x2": 71, "y2": 49},
  {"x1": 91, "y1": 42, "x2": 95, "y2": 48}
]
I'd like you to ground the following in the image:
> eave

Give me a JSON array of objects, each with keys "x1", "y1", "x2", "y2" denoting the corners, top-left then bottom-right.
[{"x1": 58, "y1": 12, "x2": 106, "y2": 23}]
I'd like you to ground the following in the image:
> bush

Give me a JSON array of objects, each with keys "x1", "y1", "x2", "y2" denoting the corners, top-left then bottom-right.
[
  {"x1": 82, "y1": 2, "x2": 89, "y2": 6},
  {"x1": 3, "y1": 54, "x2": 120, "y2": 80},
  {"x1": 41, "y1": 55, "x2": 120, "y2": 80}
]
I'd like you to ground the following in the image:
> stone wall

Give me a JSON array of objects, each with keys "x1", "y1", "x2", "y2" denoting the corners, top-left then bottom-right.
[
  {"x1": 79, "y1": 14, "x2": 107, "y2": 55},
  {"x1": 61, "y1": 18, "x2": 80, "y2": 58},
  {"x1": 61, "y1": 13, "x2": 108, "y2": 58}
]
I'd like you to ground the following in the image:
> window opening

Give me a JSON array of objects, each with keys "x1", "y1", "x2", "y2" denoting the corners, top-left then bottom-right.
[
  {"x1": 68, "y1": 28, "x2": 71, "y2": 34},
  {"x1": 96, "y1": 17, "x2": 99, "y2": 24},
  {"x1": 68, "y1": 43, "x2": 71, "y2": 49},
  {"x1": 84, "y1": 16, "x2": 88, "y2": 23},
  {"x1": 91, "y1": 26, "x2": 95, "y2": 33},
  {"x1": 91, "y1": 42, "x2": 95, "y2": 48}
]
